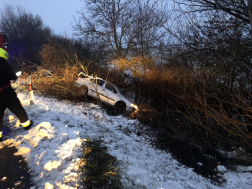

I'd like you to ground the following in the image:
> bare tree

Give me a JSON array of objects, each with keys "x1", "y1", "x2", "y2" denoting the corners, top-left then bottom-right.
[
  {"x1": 173, "y1": 0, "x2": 250, "y2": 25},
  {"x1": 74, "y1": 0, "x2": 165, "y2": 59},
  {"x1": 131, "y1": 0, "x2": 167, "y2": 57},
  {"x1": 74, "y1": 0, "x2": 133, "y2": 58},
  {"x1": 159, "y1": 0, "x2": 252, "y2": 90}
]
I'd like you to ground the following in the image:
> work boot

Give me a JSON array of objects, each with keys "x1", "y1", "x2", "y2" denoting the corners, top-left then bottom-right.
[{"x1": 21, "y1": 120, "x2": 33, "y2": 130}]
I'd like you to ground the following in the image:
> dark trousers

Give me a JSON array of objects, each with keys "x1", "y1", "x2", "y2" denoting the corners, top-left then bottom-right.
[{"x1": 0, "y1": 88, "x2": 28, "y2": 132}]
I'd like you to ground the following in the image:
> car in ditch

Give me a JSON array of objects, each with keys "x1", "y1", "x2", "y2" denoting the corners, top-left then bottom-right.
[{"x1": 75, "y1": 72, "x2": 138, "y2": 112}]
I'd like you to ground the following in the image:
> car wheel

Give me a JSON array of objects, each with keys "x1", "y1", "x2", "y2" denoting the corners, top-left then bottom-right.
[
  {"x1": 78, "y1": 86, "x2": 88, "y2": 96},
  {"x1": 114, "y1": 102, "x2": 126, "y2": 114}
]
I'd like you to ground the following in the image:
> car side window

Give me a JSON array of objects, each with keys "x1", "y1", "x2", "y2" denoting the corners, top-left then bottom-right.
[
  {"x1": 105, "y1": 83, "x2": 117, "y2": 93},
  {"x1": 91, "y1": 79, "x2": 105, "y2": 86},
  {"x1": 96, "y1": 79, "x2": 105, "y2": 86}
]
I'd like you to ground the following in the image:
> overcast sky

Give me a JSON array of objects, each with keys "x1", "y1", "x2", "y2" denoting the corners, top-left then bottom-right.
[{"x1": 0, "y1": 0, "x2": 84, "y2": 36}]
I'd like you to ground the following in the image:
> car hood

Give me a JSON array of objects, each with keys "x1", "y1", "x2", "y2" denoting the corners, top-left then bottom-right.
[{"x1": 118, "y1": 93, "x2": 136, "y2": 108}]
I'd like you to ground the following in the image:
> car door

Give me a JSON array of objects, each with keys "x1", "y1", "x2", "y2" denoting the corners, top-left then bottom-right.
[
  {"x1": 88, "y1": 79, "x2": 106, "y2": 101},
  {"x1": 104, "y1": 82, "x2": 118, "y2": 105}
]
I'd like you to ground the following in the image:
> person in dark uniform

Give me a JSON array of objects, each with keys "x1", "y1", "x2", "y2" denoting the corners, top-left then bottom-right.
[{"x1": 0, "y1": 48, "x2": 33, "y2": 142}]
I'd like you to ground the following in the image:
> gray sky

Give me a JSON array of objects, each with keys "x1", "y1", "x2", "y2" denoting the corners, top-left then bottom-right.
[{"x1": 0, "y1": 0, "x2": 84, "y2": 36}]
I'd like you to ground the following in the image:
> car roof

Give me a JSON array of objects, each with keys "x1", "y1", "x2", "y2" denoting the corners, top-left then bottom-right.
[
  {"x1": 78, "y1": 72, "x2": 104, "y2": 80},
  {"x1": 78, "y1": 72, "x2": 121, "y2": 88}
]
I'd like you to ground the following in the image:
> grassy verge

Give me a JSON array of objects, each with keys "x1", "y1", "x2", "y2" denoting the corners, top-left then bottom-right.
[{"x1": 79, "y1": 140, "x2": 123, "y2": 189}]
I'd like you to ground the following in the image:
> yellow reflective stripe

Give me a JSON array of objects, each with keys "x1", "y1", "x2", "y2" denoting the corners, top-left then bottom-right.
[
  {"x1": 21, "y1": 120, "x2": 31, "y2": 127},
  {"x1": 0, "y1": 131, "x2": 2, "y2": 138}
]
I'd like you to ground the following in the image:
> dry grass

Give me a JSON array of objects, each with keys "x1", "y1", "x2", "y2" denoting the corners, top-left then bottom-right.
[
  {"x1": 30, "y1": 65, "x2": 81, "y2": 100},
  {"x1": 137, "y1": 67, "x2": 252, "y2": 150}
]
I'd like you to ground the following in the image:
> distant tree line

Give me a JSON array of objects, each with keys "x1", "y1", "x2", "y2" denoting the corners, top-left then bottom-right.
[
  {"x1": 0, "y1": 5, "x2": 105, "y2": 70},
  {"x1": 0, "y1": 5, "x2": 51, "y2": 65}
]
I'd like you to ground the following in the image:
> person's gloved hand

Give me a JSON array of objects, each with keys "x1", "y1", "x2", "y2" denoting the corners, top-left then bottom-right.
[{"x1": 16, "y1": 71, "x2": 22, "y2": 77}]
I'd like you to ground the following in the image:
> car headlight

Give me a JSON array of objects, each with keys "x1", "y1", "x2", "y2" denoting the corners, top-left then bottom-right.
[{"x1": 130, "y1": 103, "x2": 138, "y2": 110}]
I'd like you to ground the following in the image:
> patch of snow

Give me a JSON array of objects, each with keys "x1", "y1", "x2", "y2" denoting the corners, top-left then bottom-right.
[
  {"x1": 217, "y1": 165, "x2": 227, "y2": 172},
  {"x1": 1, "y1": 91, "x2": 252, "y2": 189}
]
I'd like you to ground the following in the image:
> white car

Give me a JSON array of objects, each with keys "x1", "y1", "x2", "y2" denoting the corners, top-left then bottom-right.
[{"x1": 75, "y1": 72, "x2": 138, "y2": 112}]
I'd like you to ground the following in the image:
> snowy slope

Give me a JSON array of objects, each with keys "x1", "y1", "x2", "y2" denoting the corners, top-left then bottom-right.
[{"x1": 1, "y1": 91, "x2": 252, "y2": 189}]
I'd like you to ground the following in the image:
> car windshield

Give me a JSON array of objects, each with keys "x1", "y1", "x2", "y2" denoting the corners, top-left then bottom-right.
[{"x1": 92, "y1": 79, "x2": 105, "y2": 86}]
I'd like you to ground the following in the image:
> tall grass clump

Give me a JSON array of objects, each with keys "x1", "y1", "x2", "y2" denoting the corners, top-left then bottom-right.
[{"x1": 79, "y1": 140, "x2": 122, "y2": 189}]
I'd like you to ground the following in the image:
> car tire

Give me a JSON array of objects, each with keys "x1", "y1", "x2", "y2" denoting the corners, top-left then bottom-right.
[
  {"x1": 78, "y1": 86, "x2": 88, "y2": 96},
  {"x1": 114, "y1": 102, "x2": 126, "y2": 115}
]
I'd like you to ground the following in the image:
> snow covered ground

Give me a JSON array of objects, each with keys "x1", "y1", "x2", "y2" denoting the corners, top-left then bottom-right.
[{"x1": 2, "y1": 91, "x2": 252, "y2": 189}]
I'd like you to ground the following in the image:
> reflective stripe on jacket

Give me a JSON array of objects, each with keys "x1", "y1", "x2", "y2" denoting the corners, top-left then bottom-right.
[{"x1": 0, "y1": 84, "x2": 11, "y2": 92}]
